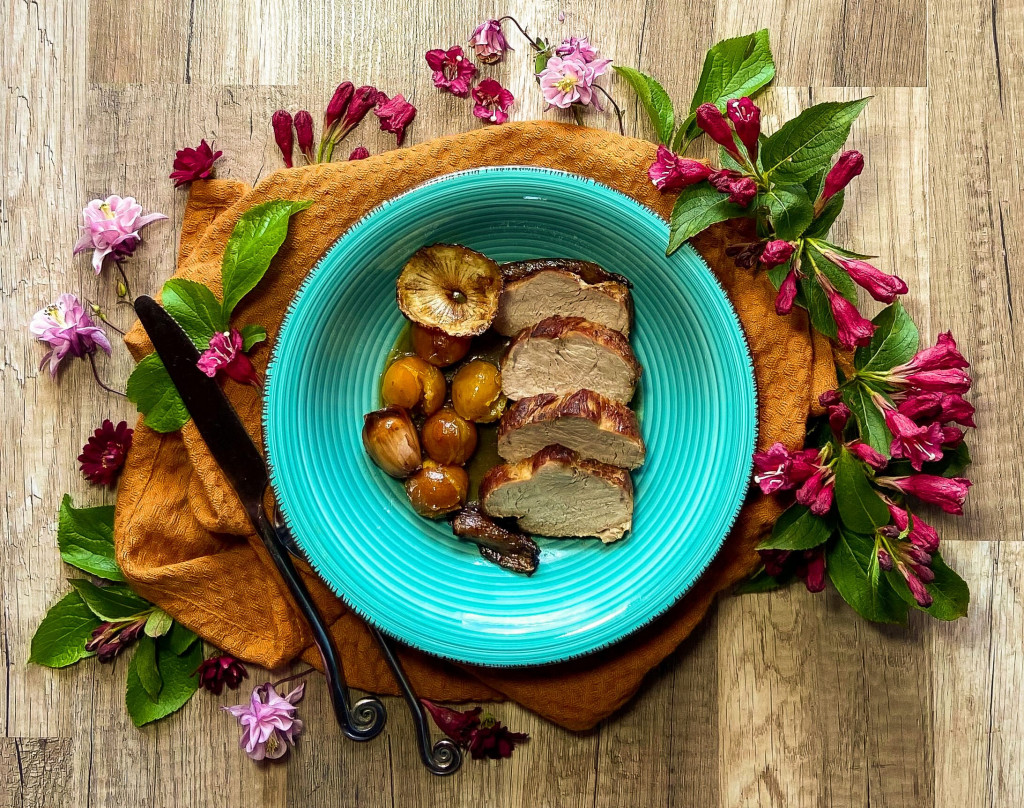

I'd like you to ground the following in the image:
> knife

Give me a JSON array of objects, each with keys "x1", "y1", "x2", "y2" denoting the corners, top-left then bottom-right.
[{"x1": 134, "y1": 296, "x2": 460, "y2": 774}]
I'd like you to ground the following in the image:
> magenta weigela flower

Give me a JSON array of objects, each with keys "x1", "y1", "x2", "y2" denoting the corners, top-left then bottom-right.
[
  {"x1": 170, "y1": 139, "x2": 222, "y2": 187},
  {"x1": 760, "y1": 240, "x2": 795, "y2": 268},
  {"x1": 708, "y1": 169, "x2": 757, "y2": 207},
  {"x1": 31, "y1": 293, "x2": 112, "y2": 377},
  {"x1": 78, "y1": 419, "x2": 133, "y2": 486},
  {"x1": 537, "y1": 53, "x2": 610, "y2": 109},
  {"x1": 73, "y1": 196, "x2": 167, "y2": 273},
  {"x1": 883, "y1": 408, "x2": 944, "y2": 470},
  {"x1": 817, "y1": 274, "x2": 876, "y2": 349},
  {"x1": 469, "y1": 19, "x2": 511, "y2": 64},
  {"x1": 224, "y1": 682, "x2": 305, "y2": 762},
  {"x1": 197, "y1": 329, "x2": 261, "y2": 388},
  {"x1": 824, "y1": 251, "x2": 907, "y2": 303},
  {"x1": 272, "y1": 109, "x2": 294, "y2": 168},
  {"x1": 472, "y1": 78, "x2": 514, "y2": 124},
  {"x1": 752, "y1": 442, "x2": 818, "y2": 495},
  {"x1": 877, "y1": 473, "x2": 972, "y2": 515},
  {"x1": 820, "y1": 150, "x2": 865, "y2": 205},
  {"x1": 695, "y1": 103, "x2": 740, "y2": 157},
  {"x1": 425, "y1": 46, "x2": 477, "y2": 97},
  {"x1": 648, "y1": 146, "x2": 713, "y2": 192},
  {"x1": 726, "y1": 97, "x2": 760, "y2": 161},
  {"x1": 293, "y1": 110, "x2": 315, "y2": 163},
  {"x1": 374, "y1": 93, "x2": 417, "y2": 146}
]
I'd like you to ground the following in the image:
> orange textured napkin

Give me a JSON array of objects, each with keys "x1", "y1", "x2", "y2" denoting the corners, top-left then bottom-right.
[{"x1": 115, "y1": 121, "x2": 836, "y2": 731}]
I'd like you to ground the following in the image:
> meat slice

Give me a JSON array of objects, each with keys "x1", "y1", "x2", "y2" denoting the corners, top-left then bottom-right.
[
  {"x1": 493, "y1": 259, "x2": 633, "y2": 336},
  {"x1": 497, "y1": 389, "x2": 646, "y2": 469},
  {"x1": 500, "y1": 316, "x2": 641, "y2": 403},
  {"x1": 480, "y1": 446, "x2": 633, "y2": 542}
]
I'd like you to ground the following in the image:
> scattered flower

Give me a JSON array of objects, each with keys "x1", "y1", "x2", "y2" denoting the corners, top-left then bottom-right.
[
  {"x1": 31, "y1": 293, "x2": 112, "y2": 377},
  {"x1": 647, "y1": 146, "x2": 713, "y2": 192},
  {"x1": 876, "y1": 473, "x2": 972, "y2": 515},
  {"x1": 169, "y1": 139, "x2": 222, "y2": 186},
  {"x1": 819, "y1": 150, "x2": 864, "y2": 207},
  {"x1": 374, "y1": 93, "x2": 417, "y2": 146},
  {"x1": 472, "y1": 78, "x2": 515, "y2": 124},
  {"x1": 470, "y1": 19, "x2": 511, "y2": 64},
  {"x1": 421, "y1": 699, "x2": 482, "y2": 745},
  {"x1": 817, "y1": 273, "x2": 876, "y2": 349},
  {"x1": 708, "y1": 169, "x2": 756, "y2": 206},
  {"x1": 426, "y1": 46, "x2": 478, "y2": 97},
  {"x1": 695, "y1": 103, "x2": 740, "y2": 157},
  {"x1": 86, "y1": 617, "x2": 146, "y2": 663},
  {"x1": 224, "y1": 682, "x2": 305, "y2": 761},
  {"x1": 73, "y1": 196, "x2": 168, "y2": 273},
  {"x1": 78, "y1": 419, "x2": 133, "y2": 486},
  {"x1": 272, "y1": 110, "x2": 294, "y2": 168},
  {"x1": 293, "y1": 110, "x2": 315, "y2": 163},
  {"x1": 726, "y1": 97, "x2": 760, "y2": 162},
  {"x1": 760, "y1": 240, "x2": 795, "y2": 269},
  {"x1": 197, "y1": 655, "x2": 249, "y2": 695},
  {"x1": 537, "y1": 53, "x2": 610, "y2": 109},
  {"x1": 420, "y1": 700, "x2": 529, "y2": 761},
  {"x1": 348, "y1": 146, "x2": 370, "y2": 160},
  {"x1": 824, "y1": 251, "x2": 907, "y2": 303},
  {"x1": 197, "y1": 329, "x2": 261, "y2": 388}
]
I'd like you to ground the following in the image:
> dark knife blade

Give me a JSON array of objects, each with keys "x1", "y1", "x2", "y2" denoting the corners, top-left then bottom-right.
[{"x1": 133, "y1": 296, "x2": 268, "y2": 513}]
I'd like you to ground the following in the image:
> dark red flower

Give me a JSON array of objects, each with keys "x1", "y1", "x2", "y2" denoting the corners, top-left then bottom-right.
[
  {"x1": 420, "y1": 699, "x2": 481, "y2": 745},
  {"x1": 348, "y1": 147, "x2": 370, "y2": 160},
  {"x1": 86, "y1": 617, "x2": 146, "y2": 662},
  {"x1": 169, "y1": 139, "x2": 222, "y2": 186},
  {"x1": 760, "y1": 240, "x2": 795, "y2": 268},
  {"x1": 726, "y1": 97, "x2": 760, "y2": 161},
  {"x1": 775, "y1": 266, "x2": 799, "y2": 315},
  {"x1": 466, "y1": 716, "x2": 530, "y2": 760},
  {"x1": 818, "y1": 273, "x2": 876, "y2": 349},
  {"x1": 324, "y1": 82, "x2": 355, "y2": 132},
  {"x1": 272, "y1": 110, "x2": 294, "y2": 168},
  {"x1": 876, "y1": 473, "x2": 972, "y2": 515},
  {"x1": 79, "y1": 419, "x2": 133, "y2": 486},
  {"x1": 695, "y1": 103, "x2": 740, "y2": 157},
  {"x1": 758, "y1": 548, "x2": 827, "y2": 593},
  {"x1": 374, "y1": 93, "x2": 417, "y2": 146},
  {"x1": 196, "y1": 655, "x2": 249, "y2": 695},
  {"x1": 708, "y1": 169, "x2": 756, "y2": 206},
  {"x1": 425, "y1": 46, "x2": 477, "y2": 97},
  {"x1": 294, "y1": 110, "x2": 315, "y2": 163},
  {"x1": 820, "y1": 150, "x2": 864, "y2": 205}
]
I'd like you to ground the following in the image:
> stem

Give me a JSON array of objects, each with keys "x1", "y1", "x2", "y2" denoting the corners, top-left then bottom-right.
[
  {"x1": 497, "y1": 15, "x2": 540, "y2": 49},
  {"x1": 88, "y1": 352, "x2": 127, "y2": 398},
  {"x1": 101, "y1": 320, "x2": 127, "y2": 337},
  {"x1": 571, "y1": 105, "x2": 585, "y2": 126},
  {"x1": 272, "y1": 666, "x2": 316, "y2": 689},
  {"x1": 115, "y1": 261, "x2": 134, "y2": 305},
  {"x1": 594, "y1": 85, "x2": 625, "y2": 136}
]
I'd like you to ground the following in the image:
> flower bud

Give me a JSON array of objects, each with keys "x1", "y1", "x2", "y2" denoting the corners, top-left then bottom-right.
[
  {"x1": 726, "y1": 97, "x2": 760, "y2": 161},
  {"x1": 695, "y1": 103, "x2": 740, "y2": 156},
  {"x1": 294, "y1": 110, "x2": 315, "y2": 163},
  {"x1": 775, "y1": 267, "x2": 799, "y2": 315},
  {"x1": 117, "y1": 281, "x2": 128, "y2": 297},
  {"x1": 825, "y1": 251, "x2": 907, "y2": 303},
  {"x1": 271, "y1": 109, "x2": 294, "y2": 168},
  {"x1": 760, "y1": 240, "x2": 795, "y2": 268},
  {"x1": 820, "y1": 150, "x2": 864, "y2": 204},
  {"x1": 323, "y1": 82, "x2": 355, "y2": 132},
  {"x1": 877, "y1": 547, "x2": 894, "y2": 570}
]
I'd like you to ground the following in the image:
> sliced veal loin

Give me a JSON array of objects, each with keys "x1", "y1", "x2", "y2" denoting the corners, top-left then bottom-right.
[
  {"x1": 480, "y1": 446, "x2": 634, "y2": 542},
  {"x1": 497, "y1": 389, "x2": 646, "y2": 469},
  {"x1": 493, "y1": 259, "x2": 634, "y2": 336},
  {"x1": 500, "y1": 316, "x2": 642, "y2": 403}
]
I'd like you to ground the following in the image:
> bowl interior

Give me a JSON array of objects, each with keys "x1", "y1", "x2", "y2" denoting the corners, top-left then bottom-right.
[{"x1": 265, "y1": 167, "x2": 756, "y2": 667}]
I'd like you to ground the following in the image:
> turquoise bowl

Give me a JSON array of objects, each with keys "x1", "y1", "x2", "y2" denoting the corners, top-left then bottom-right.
[{"x1": 264, "y1": 167, "x2": 756, "y2": 667}]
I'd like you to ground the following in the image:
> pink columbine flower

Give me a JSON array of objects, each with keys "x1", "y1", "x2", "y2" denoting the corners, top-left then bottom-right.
[
  {"x1": 272, "y1": 110, "x2": 294, "y2": 167},
  {"x1": 775, "y1": 265, "x2": 800, "y2": 315},
  {"x1": 426, "y1": 46, "x2": 477, "y2": 97},
  {"x1": 472, "y1": 78, "x2": 514, "y2": 125},
  {"x1": 224, "y1": 682, "x2": 305, "y2": 762},
  {"x1": 708, "y1": 169, "x2": 757, "y2": 207},
  {"x1": 293, "y1": 110, "x2": 315, "y2": 163},
  {"x1": 197, "y1": 329, "x2": 261, "y2": 388},
  {"x1": 819, "y1": 150, "x2": 864, "y2": 206},
  {"x1": 884, "y1": 408, "x2": 945, "y2": 470},
  {"x1": 726, "y1": 97, "x2": 760, "y2": 161},
  {"x1": 470, "y1": 19, "x2": 511, "y2": 64},
  {"x1": 555, "y1": 36, "x2": 599, "y2": 62},
  {"x1": 876, "y1": 473, "x2": 972, "y2": 515},
  {"x1": 695, "y1": 103, "x2": 740, "y2": 157},
  {"x1": 374, "y1": 93, "x2": 417, "y2": 146},
  {"x1": 31, "y1": 293, "x2": 112, "y2": 377},
  {"x1": 824, "y1": 251, "x2": 908, "y2": 303},
  {"x1": 847, "y1": 440, "x2": 888, "y2": 470},
  {"x1": 752, "y1": 443, "x2": 818, "y2": 495},
  {"x1": 817, "y1": 273, "x2": 876, "y2": 349},
  {"x1": 169, "y1": 139, "x2": 222, "y2": 186},
  {"x1": 760, "y1": 240, "x2": 795, "y2": 269},
  {"x1": 537, "y1": 53, "x2": 611, "y2": 109},
  {"x1": 647, "y1": 146, "x2": 713, "y2": 192},
  {"x1": 888, "y1": 504, "x2": 940, "y2": 553},
  {"x1": 73, "y1": 196, "x2": 167, "y2": 273}
]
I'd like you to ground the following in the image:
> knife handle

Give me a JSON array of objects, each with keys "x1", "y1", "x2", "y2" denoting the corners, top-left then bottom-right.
[{"x1": 252, "y1": 508, "x2": 386, "y2": 742}]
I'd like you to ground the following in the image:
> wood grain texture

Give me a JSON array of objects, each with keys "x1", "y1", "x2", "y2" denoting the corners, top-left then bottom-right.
[{"x1": 3, "y1": 0, "x2": 1021, "y2": 806}]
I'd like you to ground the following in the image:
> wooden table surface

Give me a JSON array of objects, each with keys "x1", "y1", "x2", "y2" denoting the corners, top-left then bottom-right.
[{"x1": 2, "y1": 0, "x2": 1022, "y2": 806}]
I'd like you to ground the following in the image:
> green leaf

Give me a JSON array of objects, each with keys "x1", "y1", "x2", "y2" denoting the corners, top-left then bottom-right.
[
  {"x1": 29, "y1": 591, "x2": 103, "y2": 668},
  {"x1": 144, "y1": 609, "x2": 174, "y2": 638},
  {"x1": 853, "y1": 302, "x2": 920, "y2": 373},
  {"x1": 126, "y1": 353, "x2": 190, "y2": 433},
  {"x1": 834, "y1": 447, "x2": 891, "y2": 533},
  {"x1": 758, "y1": 505, "x2": 833, "y2": 550},
  {"x1": 799, "y1": 275, "x2": 837, "y2": 339},
  {"x1": 68, "y1": 579, "x2": 151, "y2": 622},
  {"x1": 57, "y1": 494, "x2": 123, "y2": 582},
  {"x1": 161, "y1": 278, "x2": 227, "y2": 348},
  {"x1": 534, "y1": 38, "x2": 551, "y2": 73},
  {"x1": 734, "y1": 568, "x2": 793, "y2": 594},
  {"x1": 239, "y1": 324, "x2": 268, "y2": 352},
  {"x1": 685, "y1": 29, "x2": 776, "y2": 140},
  {"x1": 133, "y1": 634, "x2": 163, "y2": 700},
  {"x1": 921, "y1": 551, "x2": 970, "y2": 620},
  {"x1": 762, "y1": 98, "x2": 871, "y2": 183},
  {"x1": 806, "y1": 242, "x2": 857, "y2": 303},
  {"x1": 667, "y1": 183, "x2": 749, "y2": 254},
  {"x1": 842, "y1": 381, "x2": 893, "y2": 454},
  {"x1": 221, "y1": 199, "x2": 312, "y2": 319},
  {"x1": 167, "y1": 621, "x2": 199, "y2": 655},
  {"x1": 805, "y1": 191, "x2": 845, "y2": 238},
  {"x1": 760, "y1": 185, "x2": 813, "y2": 241},
  {"x1": 125, "y1": 635, "x2": 202, "y2": 727},
  {"x1": 827, "y1": 529, "x2": 908, "y2": 623},
  {"x1": 613, "y1": 66, "x2": 675, "y2": 144}
]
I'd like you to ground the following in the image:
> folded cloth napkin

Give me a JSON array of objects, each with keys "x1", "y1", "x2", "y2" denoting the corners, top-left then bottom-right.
[{"x1": 115, "y1": 121, "x2": 837, "y2": 731}]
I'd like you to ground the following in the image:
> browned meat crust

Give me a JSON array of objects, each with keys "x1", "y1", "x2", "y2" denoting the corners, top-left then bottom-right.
[{"x1": 450, "y1": 503, "x2": 540, "y2": 575}]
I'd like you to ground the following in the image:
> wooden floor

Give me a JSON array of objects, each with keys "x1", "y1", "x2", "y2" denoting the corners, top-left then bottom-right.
[{"x1": 2, "y1": 0, "x2": 1022, "y2": 806}]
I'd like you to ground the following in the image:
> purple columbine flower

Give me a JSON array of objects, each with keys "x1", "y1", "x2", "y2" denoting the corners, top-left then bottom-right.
[
  {"x1": 224, "y1": 682, "x2": 305, "y2": 762},
  {"x1": 31, "y1": 293, "x2": 112, "y2": 377},
  {"x1": 73, "y1": 196, "x2": 167, "y2": 273}
]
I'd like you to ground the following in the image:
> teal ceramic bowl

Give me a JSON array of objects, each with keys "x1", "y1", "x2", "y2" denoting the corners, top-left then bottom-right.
[{"x1": 264, "y1": 167, "x2": 756, "y2": 667}]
